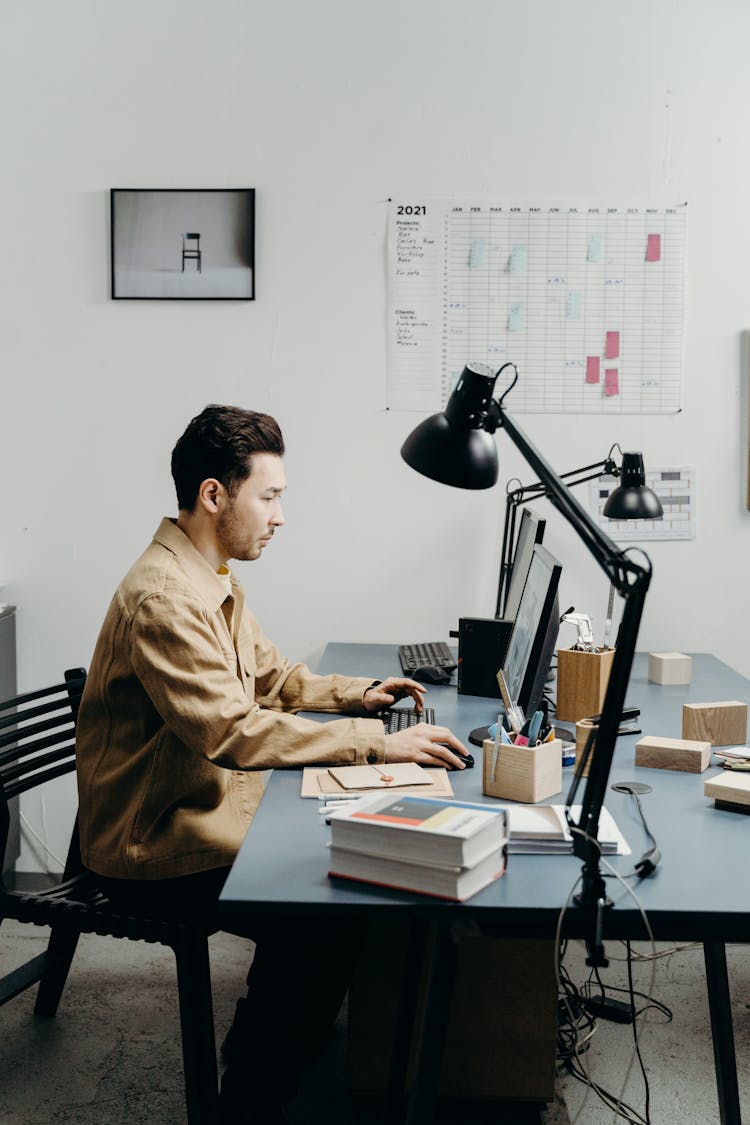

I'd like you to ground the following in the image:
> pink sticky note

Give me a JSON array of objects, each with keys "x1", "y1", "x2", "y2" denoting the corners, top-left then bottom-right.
[
  {"x1": 646, "y1": 233, "x2": 661, "y2": 262},
  {"x1": 586, "y1": 356, "x2": 600, "y2": 384},
  {"x1": 605, "y1": 368, "x2": 619, "y2": 396},
  {"x1": 605, "y1": 331, "x2": 620, "y2": 359}
]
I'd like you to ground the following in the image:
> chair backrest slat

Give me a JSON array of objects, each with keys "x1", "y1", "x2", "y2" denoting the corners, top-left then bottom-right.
[
  {"x1": 0, "y1": 669, "x2": 87, "y2": 872},
  {"x1": 2, "y1": 742, "x2": 76, "y2": 787},
  {"x1": 4, "y1": 757, "x2": 77, "y2": 801},
  {"x1": 0, "y1": 723, "x2": 76, "y2": 767},
  {"x1": 0, "y1": 713, "x2": 76, "y2": 755},
  {"x1": 0, "y1": 676, "x2": 85, "y2": 715}
]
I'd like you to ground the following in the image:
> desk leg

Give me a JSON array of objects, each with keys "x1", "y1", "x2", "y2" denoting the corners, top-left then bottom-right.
[
  {"x1": 403, "y1": 918, "x2": 457, "y2": 1125},
  {"x1": 383, "y1": 918, "x2": 428, "y2": 1122},
  {"x1": 703, "y1": 941, "x2": 741, "y2": 1125}
]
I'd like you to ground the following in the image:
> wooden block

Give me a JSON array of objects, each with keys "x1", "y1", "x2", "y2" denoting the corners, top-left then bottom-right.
[
  {"x1": 482, "y1": 738, "x2": 562, "y2": 804},
  {"x1": 635, "y1": 734, "x2": 711, "y2": 773},
  {"x1": 575, "y1": 717, "x2": 599, "y2": 777},
  {"x1": 648, "y1": 652, "x2": 692, "y2": 685},
  {"x1": 556, "y1": 647, "x2": 614, "y2": 722},
  {"x1": 682, "y1": 701, "x2": 748, "y2": 746},
  {"x1": 704, "y1": 771, "x2": 750, "y2": 811}
]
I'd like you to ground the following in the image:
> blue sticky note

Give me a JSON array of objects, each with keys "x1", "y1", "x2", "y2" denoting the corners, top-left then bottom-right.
[
  {"x1": 470, "y1": 238, "x2": 487, "y2": 268},
  {"x1": 508, "y1": 303, "x2": 525, "y2": 332},
  {"x1": 566, "y1": 290, "x2": 584, "y2": 320},
  {"x1": 587, "y1": 232, "x2": 604, "y2": 263},
  {"x1": 509, "y1": 245, "x2": 528, "y2": 274}
]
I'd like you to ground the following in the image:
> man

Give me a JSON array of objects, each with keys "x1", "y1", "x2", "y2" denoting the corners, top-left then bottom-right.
[{"x1": 76, "y1": 404, "x2": 468, "y2": 1123}]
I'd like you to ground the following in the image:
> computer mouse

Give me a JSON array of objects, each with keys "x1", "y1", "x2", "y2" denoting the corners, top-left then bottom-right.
[
  {"x1": 457, "y1": 751, "x2": 475, "y2": 769},
  {"x1": 412, "y1": 664, "x2": 452, "y2": 685}
]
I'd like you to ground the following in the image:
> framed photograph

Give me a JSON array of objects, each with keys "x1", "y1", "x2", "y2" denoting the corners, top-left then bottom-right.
[{"x1": 110, "y1": 188, "x2": 255, "y2": 300}]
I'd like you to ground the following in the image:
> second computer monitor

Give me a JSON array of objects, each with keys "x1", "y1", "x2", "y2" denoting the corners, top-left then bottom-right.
[
  {"x1": 499, "y1": 506, "x2": 547, "y2": 620},
  {"x1": 501, "y1": 543, "x2": 562, "y2": 717}
]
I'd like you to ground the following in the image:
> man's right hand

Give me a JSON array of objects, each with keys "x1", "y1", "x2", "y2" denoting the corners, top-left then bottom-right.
[{"x1": 384, "y1": 723, "x2": 470, "y2": 770}]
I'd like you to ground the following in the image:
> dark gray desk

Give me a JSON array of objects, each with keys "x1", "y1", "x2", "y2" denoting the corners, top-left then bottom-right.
[{"x1": 220, "y1": 646, "x2": 750, "y2": 1124}]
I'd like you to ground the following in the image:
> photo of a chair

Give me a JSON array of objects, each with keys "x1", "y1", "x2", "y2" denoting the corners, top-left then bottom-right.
[{"x1": 181, "y1": 232, "x2": 201, "y2": 273}]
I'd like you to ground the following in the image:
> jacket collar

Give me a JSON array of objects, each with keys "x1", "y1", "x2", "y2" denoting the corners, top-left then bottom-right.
[{"x1": 153, "y1": 517, "x2": 236, "y2": 613}]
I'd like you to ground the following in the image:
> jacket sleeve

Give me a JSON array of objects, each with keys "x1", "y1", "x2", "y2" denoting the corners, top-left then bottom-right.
[
  {"x1": 248, "y1": 610, "x2": 375, "y2": 715},
  {"x1": 129, "y1": 591, "x2": 386, "y2": 770}
]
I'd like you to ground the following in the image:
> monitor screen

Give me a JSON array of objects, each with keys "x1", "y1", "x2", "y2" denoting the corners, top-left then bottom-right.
[
  {"x1": 499, "y1": 506, "x2": 546, "y2": 620},
  {"x1": 501, "y1": 544, "x2": 562, "y2": 716}
]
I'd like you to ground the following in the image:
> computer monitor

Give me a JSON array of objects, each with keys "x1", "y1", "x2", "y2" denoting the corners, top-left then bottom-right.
[
  {"x1": 498, "y1": 506, "x2": 546, "y2": 620},
  {"x1": 501, "y1": 543, "x2": 562, "y2": 717}
]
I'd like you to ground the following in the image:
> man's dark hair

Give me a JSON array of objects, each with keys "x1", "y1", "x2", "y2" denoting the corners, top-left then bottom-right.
[{"x1": 171, "y1": 404, "x2": 285, "y2": 511}]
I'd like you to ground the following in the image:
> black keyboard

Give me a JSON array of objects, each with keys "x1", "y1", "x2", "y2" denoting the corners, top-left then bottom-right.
[
  {"x1": 398, "y1": 642, "x2": 456, "y2": 674},
  {"x1": 379, "y1": 707, "x2": 435, "y2": 734}
]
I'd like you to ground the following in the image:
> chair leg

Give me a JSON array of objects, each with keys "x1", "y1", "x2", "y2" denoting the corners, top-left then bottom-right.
[
  {"x1": 172, "y1": 926, "x2": 219, "y2": 1125},
  {"x1": 33, "y1": 925, "x2": 81, "y2": 1017}
]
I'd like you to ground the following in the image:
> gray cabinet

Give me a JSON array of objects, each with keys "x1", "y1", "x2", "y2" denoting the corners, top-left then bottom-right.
[{"x1": 0, "y1": 606, "x2": 18, "y2": 881}]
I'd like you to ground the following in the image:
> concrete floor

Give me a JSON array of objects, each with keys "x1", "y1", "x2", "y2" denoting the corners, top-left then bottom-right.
[{"x1": 0, "y1": 918, "x2": 747, "y2": 1124}]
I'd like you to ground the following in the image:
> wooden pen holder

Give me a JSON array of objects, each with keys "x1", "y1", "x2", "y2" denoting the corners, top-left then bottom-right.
[
  {"x1": 556, "y1": 647, "x2": 615, "y2": 723},
  {"x1": 482, "y1": 738, "x2": 562, "y2": 804}
]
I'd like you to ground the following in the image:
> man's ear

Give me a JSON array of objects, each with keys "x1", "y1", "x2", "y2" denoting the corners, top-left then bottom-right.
[{"x1": 196, "y1": 478, "x2": 223, "y2": 514}]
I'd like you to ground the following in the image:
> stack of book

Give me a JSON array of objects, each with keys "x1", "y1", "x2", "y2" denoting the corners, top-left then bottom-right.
[{"x1": 326, "y1": 794, "x2": 509, "y2": 901}]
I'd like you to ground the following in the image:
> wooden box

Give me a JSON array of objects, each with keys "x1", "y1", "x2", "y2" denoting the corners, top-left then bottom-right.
[
  {"x1": 682, "y1": 701, "x2": 748, "y2": 746},
  {"x1": 635, "y1": 734, "x2": 711, "y2": 773},
  {"x1": 348, "y1": 919, "x2": 557, "y2": 1101},
  {"x1": 556, "y1": 647, "x2": 615, "y2": 722},
  {"x1": 482, "y1": 737, "x2": 562, "y2": 804},
  {"x1": 704, "y1": 771, "x2": 750, "y2": 812},
  {"x1": 648, "y1": 651, "x2": 692, "y2": 685}
]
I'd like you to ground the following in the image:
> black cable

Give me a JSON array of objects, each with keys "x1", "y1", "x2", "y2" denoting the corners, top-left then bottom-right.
[{"x1": 626, "y1": 940, "x2": 652, "y2": 1125}]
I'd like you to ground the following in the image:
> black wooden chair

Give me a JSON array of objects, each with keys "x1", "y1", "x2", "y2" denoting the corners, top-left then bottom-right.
[
  {"x1": 182, "y1": 232, "x2": 202, "y2": 273},
  {"x1": 0, "y1": 669, "x2": 219, "y2": 1124}
]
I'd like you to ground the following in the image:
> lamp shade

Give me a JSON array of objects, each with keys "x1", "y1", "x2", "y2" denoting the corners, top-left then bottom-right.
[
  {"x1": 602, "y1": 452, "x2": 663, "y2": 520},
  {"x1": 400, "y1": 363, "x2": 500, "y2": 489}
]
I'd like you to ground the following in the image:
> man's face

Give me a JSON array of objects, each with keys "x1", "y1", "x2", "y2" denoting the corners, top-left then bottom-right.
[{"x1": 216, "y1": 453, "x2": 286, "y2": 562}]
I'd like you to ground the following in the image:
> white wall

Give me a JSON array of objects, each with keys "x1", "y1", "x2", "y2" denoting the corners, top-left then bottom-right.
[{"x1": 2, "y1": 0, "x2": 750, "y2": 868}]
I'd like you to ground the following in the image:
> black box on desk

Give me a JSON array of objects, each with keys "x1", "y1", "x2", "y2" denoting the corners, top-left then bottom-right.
[{"x1": 457, "y1": 616, "x2": 513, "y2": 697}]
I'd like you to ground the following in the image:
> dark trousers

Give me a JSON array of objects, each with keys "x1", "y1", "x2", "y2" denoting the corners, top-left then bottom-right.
[{"x1": 97, "y1": 868, "x2": 364, "y2": 1090}]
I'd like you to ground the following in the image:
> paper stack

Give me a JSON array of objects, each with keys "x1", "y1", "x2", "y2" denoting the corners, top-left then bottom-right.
[{"x1": 505, "y1": 804, "x2": 628, "y2": 854}]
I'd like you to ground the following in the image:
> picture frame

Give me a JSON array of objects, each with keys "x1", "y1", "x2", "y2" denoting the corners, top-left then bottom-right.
[{"x1": 110, "y1": 188, "x2": 255, "y2": 300}]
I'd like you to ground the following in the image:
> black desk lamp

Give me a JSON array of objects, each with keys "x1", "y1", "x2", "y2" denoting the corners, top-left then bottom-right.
[
  {"x1": 401, "y1": 361, "x2": 662, "y2": 963},
  {"x1": 496, "y1": 442, "x2": 661, "y2": 618}
]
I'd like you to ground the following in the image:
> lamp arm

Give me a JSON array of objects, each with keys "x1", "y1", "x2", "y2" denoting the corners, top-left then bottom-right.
[{"x1": 491, "y1": 404, "x2": 652, "y2": 914}]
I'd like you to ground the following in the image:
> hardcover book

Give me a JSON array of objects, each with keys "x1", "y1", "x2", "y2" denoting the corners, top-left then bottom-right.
[
  {"x1": 328, "y1": 842, "x2": 506, "y2": 902},
  {"x1": 327, "y1": 793, "x2": 509, "y2": 868}
]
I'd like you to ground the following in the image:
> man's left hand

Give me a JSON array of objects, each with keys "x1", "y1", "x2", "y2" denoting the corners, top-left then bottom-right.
[{"x1": 363, "y1": 677, "x2": 427, "y2": 713}]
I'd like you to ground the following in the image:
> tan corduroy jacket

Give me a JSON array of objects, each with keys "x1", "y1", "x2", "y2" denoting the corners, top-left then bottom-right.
[{"x1": 76, "y1": 518, "x2": 386, "y2": 879}]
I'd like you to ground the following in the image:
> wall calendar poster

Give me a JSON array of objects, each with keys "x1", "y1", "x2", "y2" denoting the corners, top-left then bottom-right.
[{"x1": 387, "y1": 198, "x2": 687, "y2": 415}]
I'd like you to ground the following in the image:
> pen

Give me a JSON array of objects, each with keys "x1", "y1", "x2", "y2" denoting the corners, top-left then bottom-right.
[
  {"x1": 527, "y1": 710, "x2": 543, "y2": 747},
  {"x1": 319, "y1": 793, "x2": 362, "y2": 802}
]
